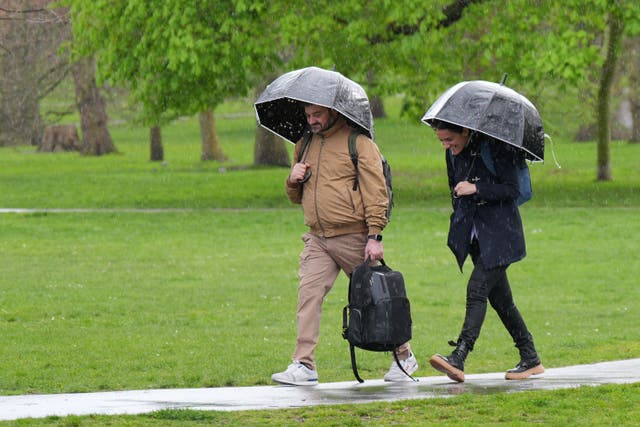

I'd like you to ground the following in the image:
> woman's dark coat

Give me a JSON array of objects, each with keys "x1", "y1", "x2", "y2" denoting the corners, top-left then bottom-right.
[{"x1": 446, "y1": 135, "x2": 526, "y2": 271}]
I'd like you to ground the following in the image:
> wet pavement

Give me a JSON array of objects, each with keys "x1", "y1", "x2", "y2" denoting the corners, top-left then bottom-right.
[{"x1": 1, "y1": 358, "x2": 638, "y2": 421}]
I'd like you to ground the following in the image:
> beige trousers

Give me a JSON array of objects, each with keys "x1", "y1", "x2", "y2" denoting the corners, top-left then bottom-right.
[{"x1": 293, "y1": 232, "x2": 410, "y2": 370}]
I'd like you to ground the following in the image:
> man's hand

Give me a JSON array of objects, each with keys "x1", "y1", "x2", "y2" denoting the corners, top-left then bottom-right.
[
  {"x1": 364, "y1": 239, "x2": 383, "y2": 263},
  {"x1": 288, "y1": 162, "x2": 310, "y2": 184}
]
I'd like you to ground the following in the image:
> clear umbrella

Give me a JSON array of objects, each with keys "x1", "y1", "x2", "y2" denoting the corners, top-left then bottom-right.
[
  {"x1": 255, "y1": 66, "x2": 374, "y2": 144},
  {"x1": 422, "y1": 77, "x2": 545, "y2": 162}
]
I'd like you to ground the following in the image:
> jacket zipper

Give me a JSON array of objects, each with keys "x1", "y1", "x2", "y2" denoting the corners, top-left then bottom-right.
[{"x1": 313, "y1": 137, "x2": 326, "y2": 236}]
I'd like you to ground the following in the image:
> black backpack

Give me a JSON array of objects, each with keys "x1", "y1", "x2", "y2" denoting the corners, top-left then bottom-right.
[
  {"x1": 342, "y1": 258, "x2": 414, "y2": 383},
  {"x1": 298, "y1": 129, "x2": 394, "y2": 219}
]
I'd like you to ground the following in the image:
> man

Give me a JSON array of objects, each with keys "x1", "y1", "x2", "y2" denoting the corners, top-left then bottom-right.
[{"x1": 271, "y1": 103, "x2": 417, "y2": 386}]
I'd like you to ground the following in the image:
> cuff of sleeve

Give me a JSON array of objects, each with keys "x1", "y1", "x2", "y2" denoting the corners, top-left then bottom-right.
[{"x1": 368, "y1": 227, "x2": 383, "y2": 236}]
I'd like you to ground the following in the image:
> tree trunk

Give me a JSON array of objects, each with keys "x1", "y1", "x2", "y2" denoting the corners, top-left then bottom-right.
[
  {"x1": 367, "y1": 70, "x2": 386, "y2": 119},
  {"x1": 71, "y1": 56, "x2": 115, "y2": 156},
  {"x1": 150, "y1": 125, "x2": 163, "y2": 161},
  {"x1": 199, "y1": 108, "x2": 227, "y2": 161},
  {"x1": 253, "y1": 79, "x2": 290, "y2": 166},
  {"x1": 370, "y1": 95, "x2": 387, "y2": 119},
  {"x1": 596, "y1": 5, "x2": 623, "y2": 181},
  {"x1": 0, "y1": 0, "x2": 46, "y2": 147},
  {"x1": 631, "y1": 98, "x2": 640, "y2": 143},
  {"x1": 253, "y1": 125, "x2": 290, "y2": 167},
  {"x1": 627, "y1": 37, "x2": 640, "y2": 143}
]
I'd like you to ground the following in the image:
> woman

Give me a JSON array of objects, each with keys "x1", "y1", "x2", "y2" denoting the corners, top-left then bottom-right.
[{"x1": 428, "y1": 119, "x2": 544, "y2": 382}]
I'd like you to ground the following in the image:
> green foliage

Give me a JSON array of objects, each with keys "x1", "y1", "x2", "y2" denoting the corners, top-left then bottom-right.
[
  {"x1": 276, "y1": 1, "x2": 445, "y2": 96},
  {"x1": 63, "y1": 0, "x2": 640, "y2": 143},
  {"x1": 67, "y1": 0, "x2": 278, "y2": 124},
  {"x1": 272, "y1": 0, "x2": 639, "y2": 132}
]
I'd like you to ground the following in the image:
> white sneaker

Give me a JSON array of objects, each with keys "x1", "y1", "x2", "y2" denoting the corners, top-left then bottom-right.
[
  {"x1": 272, "y1": 361, "x2": 319, "y2": 386},
  {"x1": 383, "y1": 352, "x2": 419, "y2": 382}
]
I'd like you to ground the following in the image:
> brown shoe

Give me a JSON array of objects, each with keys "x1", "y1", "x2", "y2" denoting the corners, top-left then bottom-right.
[
  {"x1": 429, "y1": 354, "x2": 465, "y2": 383},
  {"x1": 505, "y1": 360, "x2": 545, "y2": 380}
]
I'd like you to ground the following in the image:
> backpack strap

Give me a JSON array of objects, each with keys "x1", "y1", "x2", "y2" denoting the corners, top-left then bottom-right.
[
  {"x1": 297, "y1": 130, "x2": 313, "y2": 163},
  {"x1": 348, "y1": 129, "x2": 360, "y2": 191},
  {"x1": 479, "y1": 141, "x2": 497, "y2": 175},
  {"x1": 448, "y1": 140, "x2": 497, "y2": 176},
  {"x1": 350, "y1": 344, "x2": 365, "y2": 383},
  {"x1": 345, "y1": 268, "x2": 365, "y2": 383}
]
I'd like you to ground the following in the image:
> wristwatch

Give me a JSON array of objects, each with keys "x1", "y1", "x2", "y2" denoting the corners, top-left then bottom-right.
[{"x1": 367, "y1": 234, "x2": 383, "y2": 242}]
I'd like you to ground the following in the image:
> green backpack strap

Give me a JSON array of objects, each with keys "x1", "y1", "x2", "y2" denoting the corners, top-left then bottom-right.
[{"x1": 348, "y1": 129, "x2": 360, "y2": 191}]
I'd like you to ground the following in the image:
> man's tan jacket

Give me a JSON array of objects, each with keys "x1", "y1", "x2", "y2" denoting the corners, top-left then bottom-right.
[{"x1": 286, "y1": 117, "x2": 389, "y2": 238}]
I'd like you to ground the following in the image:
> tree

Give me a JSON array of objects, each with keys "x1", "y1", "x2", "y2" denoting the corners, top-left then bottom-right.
[
  {"x1": 71, "y1": 56, "x2": 115, "y2": 155},
  {"x1": 313, "y1": 0, "x2": 639, "y2": 181},
  {"x1": 0, "y1": 1, "x2": 68, "y2": 146},
  {"x1": 621, "y1": 38, "x2": 640, "y2": 142},
  {"x1": 67, "y1": 0, "x2": 279, "y2": 162},
  {"x1": 199, "y1": 109, "x2": 226, "y2": 161},
  {"x1": 252, "y1": 76, "x2": 291, "y2": 167},
  {"x1": 149, "y1": 125, "x2": 163, "y2": 161},
  {"x1": 596, "y1": 3, "x2": 624, "y2": 180},
  {"x1": 0, "y1": 2, "x2": 114, "y2": 155}
]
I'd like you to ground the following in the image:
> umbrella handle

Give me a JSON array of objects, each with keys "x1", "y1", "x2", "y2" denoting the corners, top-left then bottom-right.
[{"x1": 298, "y1": 169, "x2": 312, "y2": 184}]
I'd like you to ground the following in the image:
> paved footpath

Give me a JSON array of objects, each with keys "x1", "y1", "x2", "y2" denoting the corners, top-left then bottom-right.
[{"x1": 1, "y1": 359, "x2": 638, "y2": 421}]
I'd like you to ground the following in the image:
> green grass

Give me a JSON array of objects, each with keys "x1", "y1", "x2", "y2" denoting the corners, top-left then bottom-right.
[{"x1": 0, "y1": 99, "x2": 639, "y2": 424}]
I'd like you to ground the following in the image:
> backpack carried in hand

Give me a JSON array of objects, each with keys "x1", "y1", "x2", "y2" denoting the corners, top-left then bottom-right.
[
  {"x1": 448, "y1": 139, "x2": 532, "y2": 206},
  {"x1": 298, "y1": 129, "x2": 394, "y2": 219},
  {"x1": 342, "y1": 258, "x2": 414, "y2": 383}
]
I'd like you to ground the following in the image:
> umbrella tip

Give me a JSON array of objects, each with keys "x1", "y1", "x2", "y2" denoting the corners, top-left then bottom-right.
[
  {"x1": 500, "y1": 73, "x2": 508, "y2": 85},
  {"x1": 331, "y1": 64, "x2": 336, "y2": 71}
]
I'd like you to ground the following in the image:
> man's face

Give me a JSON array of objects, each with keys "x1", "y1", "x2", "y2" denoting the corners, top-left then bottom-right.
[
  {"x1": 436, "y1": 128, "x2": 469, "y2": 156},
  {"x1": 304, "y1": 104, "x2": 337, "y2": 133}
]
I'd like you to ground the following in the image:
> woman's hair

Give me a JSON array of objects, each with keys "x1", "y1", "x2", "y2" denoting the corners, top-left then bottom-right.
[{"x1": 430, "y1": 119, "x2": 464, "y2": 134}]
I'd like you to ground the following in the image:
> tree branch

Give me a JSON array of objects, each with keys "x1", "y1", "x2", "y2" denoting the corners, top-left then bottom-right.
[
  {"x1": 440, "y1": 0, "x2": 483, "y2": 27},
  {"x1": 0, "y1": 7, "x2": 47, "y2": 14},
  {"x1": 367, "y1": 0, "x2": 485, "y2": 44}
]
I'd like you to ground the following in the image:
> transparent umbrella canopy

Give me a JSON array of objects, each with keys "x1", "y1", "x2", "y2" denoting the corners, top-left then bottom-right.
[
  {"x1": 422, "y1": 78, "x2": 545, "y2": 162},
  {"x1": 254, "y1": 66, "x2": 374, "y2": 144}
]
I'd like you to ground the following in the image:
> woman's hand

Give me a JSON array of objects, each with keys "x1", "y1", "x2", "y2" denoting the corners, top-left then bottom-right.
[{"x1": 454, "y1": 181, "x2": 477, "y2": 197}]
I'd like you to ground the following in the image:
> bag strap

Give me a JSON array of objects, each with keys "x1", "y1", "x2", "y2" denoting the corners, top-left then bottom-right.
[
  {"x1": 350, "y1": 344, "x2": 364, "y2": 383},
  {"x1": 348, "y1": 129, "x2": 360, "y2": 191},
  {"x1": 346, "y1": 259, "x2": 365, "y2": 383},
  {"x1": 341, "y1": 305, "x2": 349, "y2": 340},
  {"x1": 297, "y1": 130, "x2": 313, "y2": 163},
  {"x1": 448, "y1": 136, "x2": 497, "y2": 176},
  {"x1": 479, "y1": 141, "x2": 497, "y2": 175}
]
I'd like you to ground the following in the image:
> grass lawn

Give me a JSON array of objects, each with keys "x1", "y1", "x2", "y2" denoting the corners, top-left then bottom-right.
[{"x1": 0, "y1": 99, "x2": 639, "y2": 425}]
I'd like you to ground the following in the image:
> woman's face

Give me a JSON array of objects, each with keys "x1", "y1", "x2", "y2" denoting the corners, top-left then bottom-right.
[{"x1": 435, "y1": 128, "x2": 469, "y2": 156}]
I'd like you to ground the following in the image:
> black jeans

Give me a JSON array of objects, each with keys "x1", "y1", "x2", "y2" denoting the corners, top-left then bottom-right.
[{"x1": 459, "y1": 239, "x2": 538, "y2": 360}]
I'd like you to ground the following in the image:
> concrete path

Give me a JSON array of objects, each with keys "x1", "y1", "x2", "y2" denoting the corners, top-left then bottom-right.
[{"x1": 1, "y1": 358, "x2": 638, "y2": 421}]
